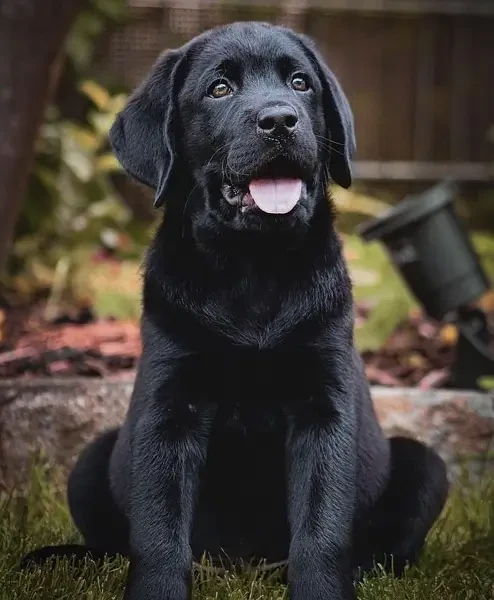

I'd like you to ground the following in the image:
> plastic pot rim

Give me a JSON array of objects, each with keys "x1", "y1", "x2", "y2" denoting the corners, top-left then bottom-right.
[{"x1": 357, "y1": 179, "x2": 458, "y2": 243}]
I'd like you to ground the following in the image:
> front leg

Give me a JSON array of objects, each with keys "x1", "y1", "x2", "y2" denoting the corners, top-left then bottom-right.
[
  {"x1": 286, "y1": 394, "x2": 357, "y2": 600},
  {"x1": 124, "y1": 384, "x2": 213, "y2": 600}
]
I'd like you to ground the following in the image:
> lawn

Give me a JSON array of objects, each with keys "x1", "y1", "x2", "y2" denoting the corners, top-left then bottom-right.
[{"x1": 1, "y1": 468, "x2": 493, "y2": 600}]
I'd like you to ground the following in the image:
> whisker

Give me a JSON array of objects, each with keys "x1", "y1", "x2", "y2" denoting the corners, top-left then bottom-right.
[
  {"x1": 180, "y1": 146, "x2": 228, "y2": 237},
  {"x1": 225, "y1": 160, "x2": 250, "y2": 178},
  {"x1": 181, "y1": 183, "x2": 199, "y2": 238},
  {"x1": 314, "y1": 134, "x2": 346, "y2": 157},
  {"x1": 328, "y1": 144, "x2": 345, "y2": 157},
  {"x1": 225, "y1": 146, "x2": 285, "y2": 181},
  {"x1": 203, "y1": 144, "x2": 229, "y2": 174}
]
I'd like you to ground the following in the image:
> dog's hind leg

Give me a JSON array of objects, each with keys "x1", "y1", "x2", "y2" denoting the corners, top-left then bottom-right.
[
  {"x1": 67, "y1": 427, "x2": 129, "y2": 554},
  {"x1": 353, "y1": 436, "x2": 449, "y2": 578},
  {"x1": 21, "y1": 428, "x2": 129, "y2": 569}
]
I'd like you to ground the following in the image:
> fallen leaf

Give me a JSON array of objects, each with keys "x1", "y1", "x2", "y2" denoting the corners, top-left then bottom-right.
[
  {"x1": 440, "y1": 324, "x2": 458, "y2": 346},
  {"x1": 408, "y1": 307, "x2": 423, "y2": 321},
  {"x1": 418, "y1": 321, "x2": 438, "y2": 339},
  {"x1": 478, "y1": 376, "x2": 494, "y2": 391},
  {"x1": 419, "y1": 369, "x2": 450, "y2": 390},
  {"x1": 79, "y1": 80, "x2": 110, "y2": 111},
  {"x1": 406, "y1": 353, "x2": 428, "y2": 369},
  {"x1": 479, "y1": 290, "x2": 494, "y2": 312},
  {"x1": 365, "y1": 365, "x2": 401, "y2": 387},
  {"x1": 96, "y1": 153, "x2": 121, "y2": 172},
  {"x1": 48, "y1": 360, "x2": 72, "y2": 374},
  {"x1": 350, "y1": 267, "x2": 381, "y2": 287},
  {"x1": 343, "y1": 247, "x2": 360, "y2": 261}
]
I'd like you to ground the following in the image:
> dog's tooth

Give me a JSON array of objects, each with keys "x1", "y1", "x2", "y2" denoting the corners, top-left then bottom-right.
[
  {"x1": 221, "y1": 184, "x2": 232, "y2": 198},
  {"x1": 222, "y1": 184, "x2": 242, "y2": 205}
]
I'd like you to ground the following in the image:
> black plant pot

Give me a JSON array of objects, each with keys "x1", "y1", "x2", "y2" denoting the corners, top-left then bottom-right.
[{"x1": 357, "y1": 180, "x2": 490, "y2": 321}]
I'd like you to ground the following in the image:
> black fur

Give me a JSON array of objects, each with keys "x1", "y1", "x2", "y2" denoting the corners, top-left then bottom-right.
[{"x1": 21, "y1": 22, "x2": 449, "y2": 600}]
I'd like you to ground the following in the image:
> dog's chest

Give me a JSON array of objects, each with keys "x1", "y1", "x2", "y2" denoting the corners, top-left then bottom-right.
[
  {"x1": 196, "y1": 272, "x2": 313, "y2": 349},
  {"x1": 201, "y1": 346, "x2": 324, "y2": 412}
]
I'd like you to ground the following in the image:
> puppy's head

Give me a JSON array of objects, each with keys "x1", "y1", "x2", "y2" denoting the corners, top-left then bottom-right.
[{"x1": 110, "y1": 22, "x2": 355, "y2": 236}]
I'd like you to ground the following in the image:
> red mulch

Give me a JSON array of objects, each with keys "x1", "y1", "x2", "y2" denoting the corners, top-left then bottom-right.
[
  {"x1": 361, "y1": 314, "x2": 455, "y2": 389},
  {"x1": 0, "y1": 304, "x2": 140, "y2": 379},
  {"x1": 0, "y1": 302, "x2": 491, "y2": 388}
]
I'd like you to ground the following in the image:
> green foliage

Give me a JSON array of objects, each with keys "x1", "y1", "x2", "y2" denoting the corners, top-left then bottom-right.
[
  {"x1": 1, "y1": 469, "x2": 494, "y2": 600},
  {"x1": 332, "y1": 187, "x2": 393, "y2": 219},
  {"x1": 343, "y1": 233, "x2": 416, "y2": 352},
  {"x1": 67, "y1": 0, "x2": 127, "y2": 71},
  {"x1": 478, "y1": 376, "x2": 494, "y2": 392},
  {"x1": 472, "y1": 232, "x2": 494, "y2": 280},
  {"x1": 73, "y1": 259, "x2": 143, "y2": 320},
  {"x1": 8, "y1": 82, "x2": 142, "y2": 296}
]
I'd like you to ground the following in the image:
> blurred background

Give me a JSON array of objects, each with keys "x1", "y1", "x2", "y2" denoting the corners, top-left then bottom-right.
[{"x1": 0, "y1": 0, "x2": 493, "y2": 390}]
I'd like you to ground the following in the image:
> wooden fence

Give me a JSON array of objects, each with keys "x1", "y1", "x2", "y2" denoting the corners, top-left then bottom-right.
[{"x1": 92, "y1": 1, "x2": 494, "y2": 182}]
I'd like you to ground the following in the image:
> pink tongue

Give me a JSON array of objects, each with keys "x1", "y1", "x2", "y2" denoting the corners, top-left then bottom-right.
[{"x1": 248, "y1": 178, "x2": 302, "y2": 214}]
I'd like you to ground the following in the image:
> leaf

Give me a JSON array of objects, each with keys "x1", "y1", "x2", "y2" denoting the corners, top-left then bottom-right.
[
  {"x1": 440, "y1": 324, "x2": 459, "y2": 346},
  {"x1": 332, "y1": 188, "x2": 392, "y2": 217},
  {"x1": 349, "y1": 266, "x2": 380, "y2": 287},
  {"x1": 34, "y1": 166, "x2": 58, "y2": 193},
  {"x1": 478, "y1": 376, "x2": 494, "y2": 391},
  {"x1": 30, "y1": 259, "x2": 57, "y2": 288},
  {"x1": 107, "y1": 93, "x2": 128, "y2": 115},
  {"x1": 61, "y1": 134, "x2": 94, "y2": 182},
  {"x1": 64, "y1": 124, "x2": 100, "y2": 152},
  {"x1": 96, "y1": 153, "x2": 121, "y2": 173},
  {"x1": 479, "y1": 290, "x2": 494, "y2": 313},
  {"x1": 67, "y1": 30, "x2": 94, "y2": 69},
  {"x1": 80, "y1": 80, "x2": 111, "y2": 111},
  {"x1": 90, "y1": 112, "x2": 116, "y2": 137},
  {"x1": 355, "y1": 290, "x2": 414, "y2": 352},
  {"x1": 93, "y1": 0, "x2": 127, "y2": 21},
  {"x1": 406, "y1": 352, "x2": 428, "y2": 369}
]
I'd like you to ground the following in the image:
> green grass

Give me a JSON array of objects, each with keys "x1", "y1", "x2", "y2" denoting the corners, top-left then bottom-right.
[{"x1": 1, "y1": 467, "x2": 494, "y2": 600}]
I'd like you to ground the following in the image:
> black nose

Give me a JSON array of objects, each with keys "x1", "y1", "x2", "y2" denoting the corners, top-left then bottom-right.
[{"x1": 257, "y1": 105, "x2": 299, "y2": 136}]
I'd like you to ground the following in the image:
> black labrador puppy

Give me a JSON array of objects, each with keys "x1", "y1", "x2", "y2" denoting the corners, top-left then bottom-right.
[{"x1": 22, "y1": 21, "x2": 449, "y2": 600}]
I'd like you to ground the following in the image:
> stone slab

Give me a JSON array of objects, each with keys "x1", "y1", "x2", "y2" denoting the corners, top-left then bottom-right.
[{"x1": 0, "y1": 378, "x2": 492, "y2": 489}]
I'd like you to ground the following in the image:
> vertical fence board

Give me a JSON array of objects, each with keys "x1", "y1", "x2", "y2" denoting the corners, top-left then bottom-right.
[
  {"x1": 377, "y1": 15, "x2": 419, "y2": 161},
  {"x1": 449, "y1": 15, "x2": 471, "y2": 161},
  {"x1": 90, "y1": 3, "x2": 494, "y2": 177},
  {"x1": 470, "y1": 17, "x2": 494, "y2": 162}
]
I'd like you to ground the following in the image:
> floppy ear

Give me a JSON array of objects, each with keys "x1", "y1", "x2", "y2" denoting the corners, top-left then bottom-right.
[
  {"x1": 109, "y1": 48, "x2": 184, "y2": 208},
  {"x1": 289, "y1": 32, "x2": 356, "y2": 189}
]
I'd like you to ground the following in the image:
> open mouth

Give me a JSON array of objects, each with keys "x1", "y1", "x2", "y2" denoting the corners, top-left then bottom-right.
[{"x1": 221, "y1": 178, "x2": 306, "y2": 215}]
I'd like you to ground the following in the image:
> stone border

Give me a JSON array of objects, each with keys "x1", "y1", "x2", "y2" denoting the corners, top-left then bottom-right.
[{"x1": 1, "y1": 378, "x2": 493, "y2": 488}]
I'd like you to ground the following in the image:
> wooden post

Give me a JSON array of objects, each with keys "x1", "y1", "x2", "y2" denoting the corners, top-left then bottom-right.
[{"x1": 0, "y1": 0, "x2": 84, "y2": 274}]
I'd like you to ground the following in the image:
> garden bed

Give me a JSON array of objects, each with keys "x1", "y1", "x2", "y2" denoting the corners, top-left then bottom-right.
[{"x1": 1, "y1": 299, "x2": 492, "y2": 388}]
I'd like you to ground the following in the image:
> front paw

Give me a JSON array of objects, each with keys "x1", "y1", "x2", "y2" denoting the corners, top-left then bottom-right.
[
  {"x1": 124, "y1": 569, "x2": 191, "y2": 600},
  {"x1": 289, "y1": 573, "x2": 356, "y2": 600}
]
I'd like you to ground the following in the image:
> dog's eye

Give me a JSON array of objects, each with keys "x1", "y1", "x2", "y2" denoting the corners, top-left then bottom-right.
[
  {"x1": 208, "y1": 81, "x2": 233, "y2": 99},
  {"x1": 291, "y1": 75, "x2": 310, "y2": 92}
]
